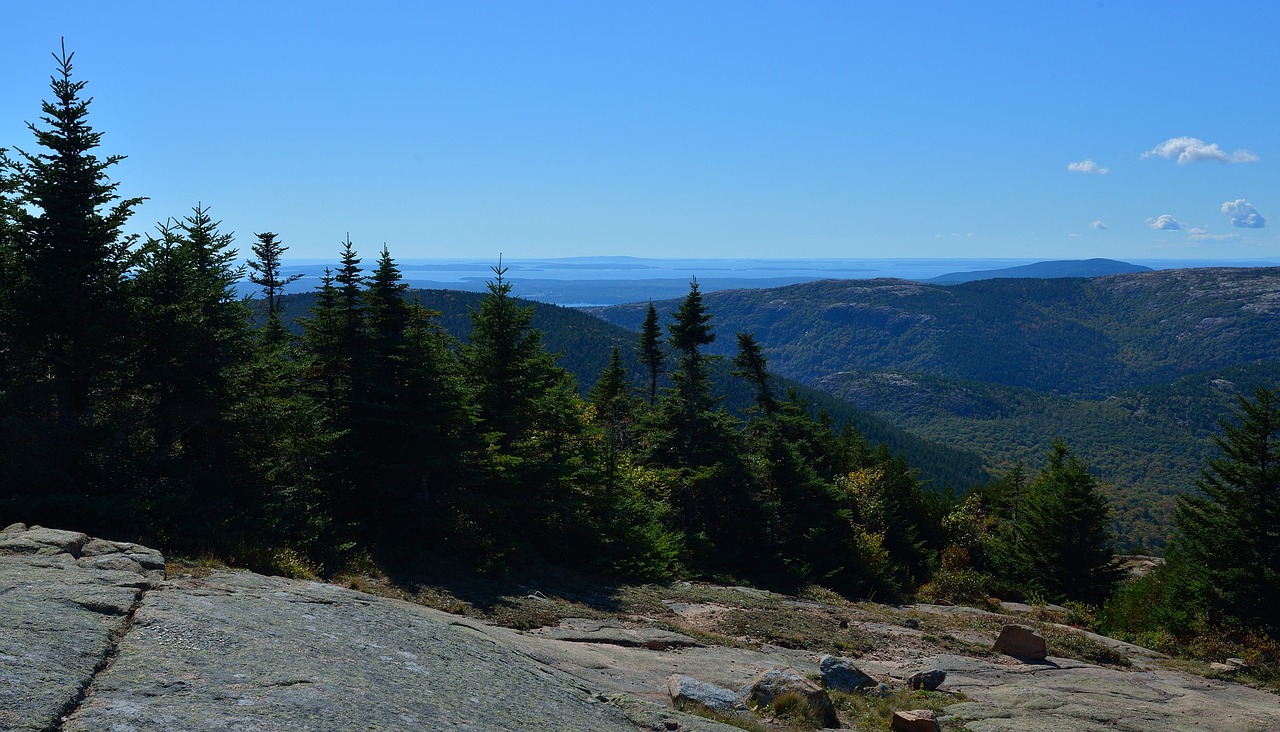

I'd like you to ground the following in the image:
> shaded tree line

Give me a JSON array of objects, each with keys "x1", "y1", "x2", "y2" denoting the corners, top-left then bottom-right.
[{"x1": 0, "y1": 48, "x2": 946, "y2": 596}]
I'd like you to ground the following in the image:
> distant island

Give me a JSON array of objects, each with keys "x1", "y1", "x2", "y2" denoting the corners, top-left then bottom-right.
[{"x1": 925, "y1": 258, "x2": 1152, "y2": 284}]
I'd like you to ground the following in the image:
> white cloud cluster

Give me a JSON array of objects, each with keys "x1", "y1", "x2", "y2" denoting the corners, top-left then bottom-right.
[
  {"x1": 1068, "y1": 159, "x2": 1109, "y2": 174},
  {"x1": 1090, "y1": 220, "x2": 1107, "y2": 231},
  {"x1": 1142, "y1": 137, "x2": 1259, "y2": 165},
  {"x1": 1147, "y1": 214, "x2": 1183, "y2": 230},
  {"x1": 1221, "y1": 198, "x2": 1266, "y2": 228}
]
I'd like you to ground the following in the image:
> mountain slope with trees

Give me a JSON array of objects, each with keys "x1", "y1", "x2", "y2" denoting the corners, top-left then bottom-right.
[{"x1": 589, "y1": 273, "x2": 1280, "y2": 546}]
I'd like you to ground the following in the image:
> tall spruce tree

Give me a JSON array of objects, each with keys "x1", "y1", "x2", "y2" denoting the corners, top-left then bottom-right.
[
  {"x1": 0, "y1": 43, "x2": 147, "y2": 533},
  {"x1": 1172, "y1": 387, "x2": 1280, "y2": 634},
  {"x1": 649, "y1": 280, "x2": 751, "y2": 560},
  {"x1": 2, "y1": 41, "x2": 142, "y2": 426},
  {"x1": 246, "y1": 232, "x2": 301, "y2": 347},
  {"x1": 638, "y1": 302, "x2": 665, "y2": 405}
]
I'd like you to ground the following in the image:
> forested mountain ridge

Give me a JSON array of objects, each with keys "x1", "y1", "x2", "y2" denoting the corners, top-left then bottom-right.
[
  {"x1": 274, "y1": 288, "x2": 993, "y2": 491},
  {"x1": 589, "y1": 268, "x2": 1280, "y2": 548},
  {"x1": 588, "y1": 267, "x2": 1280, "y2": 398}
]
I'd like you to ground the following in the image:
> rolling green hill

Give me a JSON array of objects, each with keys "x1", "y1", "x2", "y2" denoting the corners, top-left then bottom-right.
[
  {"x1": 272, "y1": 288, "x2": 992, "y2": 492},
  {"x1": 588, "y1": 268, "x2": 1280, "y2": 548}
]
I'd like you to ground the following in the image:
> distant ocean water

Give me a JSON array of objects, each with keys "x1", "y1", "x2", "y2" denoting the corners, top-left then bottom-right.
[{"x1": 254, "y1": 256, "x2": 1279, "y2": 306}]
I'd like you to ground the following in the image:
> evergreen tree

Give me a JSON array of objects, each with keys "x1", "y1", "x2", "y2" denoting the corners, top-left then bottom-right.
[
  {"x1": 732, "y1": 332, "x2": 777, "y2": 416},
  {"x1": 132, "y1": 205, "x2": 249, "y2": 460},
  {"x1": 0, "y1": 43, "x2": 147, "y2": 534},
  {"x1": 246, "y1": 232, "x2": 301, "y2": 346},
  {"x1": 638, "y1": 302, "x2": 665, "y2": 405},
  {"x1": 1172, "y1": 387, "x2": 1280, "y2": 634},
  {"x1": 353, "y1": 299, "x2": 476, "y2": 549},
  {"x1": 661, "y1": 279, "x2": 723, "y2": 466},
  {"x1": 1018, "y1": 441, "x2": 1123, "y2": 605},
  {"x1": 300, "y1": 269, "x2": 343, "y2": 403},
  {"x1": 364, "y1": 245, "x2": 410, "y2": 352},
  {"x1": 647, "y1": 280, "x2": 753, "y2": 561},
  {"x1": 460, "y1": 262, "x2": 586, "y2": 563},
  {"x1": 1, "y1": 41, "x2": 142, "y2": 425},
  {"x1": 588, "y1": 345, "x2": 635, "y2": 488},
  {"x1": 333, "y1": 235, "x2": 366, "y2": 366}
]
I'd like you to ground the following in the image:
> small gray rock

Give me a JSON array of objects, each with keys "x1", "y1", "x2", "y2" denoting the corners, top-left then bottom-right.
[
  {"x1": 993, "y1": 624, "x2": 1047, "y2": 661},
  {"x1": 820, "y1": 654, "x2": 877, "y2": 691},
  {"x1": 1, "y1": 521, "x2": 27, "y2": 534}
]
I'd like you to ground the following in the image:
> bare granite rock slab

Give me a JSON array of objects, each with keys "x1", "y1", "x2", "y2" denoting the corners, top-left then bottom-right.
[
  {"x1": 61, "y1": 570, "x2": 734, "y2": 731},
  {"x1": 11, "y1": 530, "x2": 1280, "y2": 732},
  {"x1": 0, "y1": 549, "x2": 144, "y2": 731},
  {"x1": 915, "y1": 653, "x2": 1280, "y2": 732}
]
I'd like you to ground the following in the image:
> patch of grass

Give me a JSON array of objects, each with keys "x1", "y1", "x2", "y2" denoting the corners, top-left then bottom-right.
[
  {"x1": 831, "y1": 688, "x2": 965, "y2": 731},
  {"x1": 768, "y1": 690, "x2": 832, "y2": 729},
  {"x1": 798, "y1": 584, "x2": 854, "y2": 608},
  {"x1": 166, "y1": 553, "x2": 227, "y2": 579}
]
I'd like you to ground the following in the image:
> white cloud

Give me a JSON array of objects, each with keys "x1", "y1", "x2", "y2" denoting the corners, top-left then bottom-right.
[
  {"x1": 1147, "y1": 214, "x2": 1183, "y2": 230},
  {"x1": 1090, "y1": 220, "x2": 1107, "y2": 231},
  {"x1": 1067, "y1": 159, "x2": 1110, "y2": 174},
  {"x1": 1142, "y1": 137, "x2": 1259, "y2": 165},
  {"x1": 1068, "y1": 233, "x2": 1084, "y2": 238},
  {"x1": 1187, "y1": 227, "x2": 1241, "y2": 242},
  {"x1": 1221, "y1": 198, "x2": 1266, "y2": 228}
]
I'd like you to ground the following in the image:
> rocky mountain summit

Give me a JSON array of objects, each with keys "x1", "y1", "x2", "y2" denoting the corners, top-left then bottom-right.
[{"x1": 4, "y1": 524, "x2": 1279, "y2": 731}]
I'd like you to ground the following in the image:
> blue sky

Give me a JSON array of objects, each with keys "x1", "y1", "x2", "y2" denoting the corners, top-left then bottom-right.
[{"x1": 4, "y1": 1, "x2": 1278, "y2": 261}]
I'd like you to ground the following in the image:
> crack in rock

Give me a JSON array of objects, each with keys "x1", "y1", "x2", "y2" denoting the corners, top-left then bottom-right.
[{"x1": 49, "y1": 588, "x2": 146, "y2": 731}]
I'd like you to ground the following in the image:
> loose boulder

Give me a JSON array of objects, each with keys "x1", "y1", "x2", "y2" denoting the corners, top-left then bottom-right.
[
  {"x1": 891, "y1": 709, "x2": 941, "y2": 732},
  {"x1": 741, "y1": 669, "x2": 838, "y2": 728},
  {"x1": 819, "y1": 654, "x2": 877, "y2": 692},
  {"x1": 907, "y1": 669, "x2": 946, "y2": 691},
  {"x1": 993, "y1": 624, "x2": 1047, "y2": 661},
  {"x1": 667, "y1": 674, "x2": 744, "y2": 713}
]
